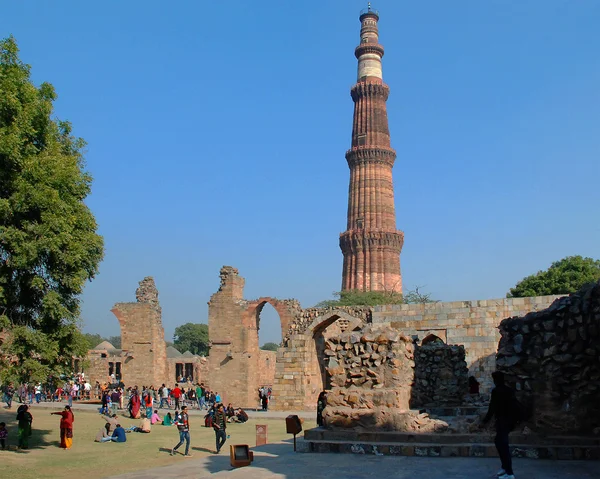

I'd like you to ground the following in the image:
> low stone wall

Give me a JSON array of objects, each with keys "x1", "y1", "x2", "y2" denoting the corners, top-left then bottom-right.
[
  {"x1": 497, "y1": 281, "x2": 600, "y2": 434},
  {"x1": 373, "y1": 295, "x2": 560, "y2": 392},
  {"x1": 411, "y1": 343, "x2": 468, "y2": 408}
]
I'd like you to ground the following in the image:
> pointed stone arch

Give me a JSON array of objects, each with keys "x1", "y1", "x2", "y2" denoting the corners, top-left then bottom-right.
[{"x1": 307, "y1": 309, "x2": 366, "y2": 337}]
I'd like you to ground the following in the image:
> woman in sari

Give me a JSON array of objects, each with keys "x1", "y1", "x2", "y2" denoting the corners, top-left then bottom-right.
[
  {"x1": 51, "y1": 405, "x2": 74, "y2": 449},
  {"x1": 129, "y1": 390, "x2": 141, "y2": 419},
  {"x1": 16, "y1": 404, "x2": 33, "y2": 449}
]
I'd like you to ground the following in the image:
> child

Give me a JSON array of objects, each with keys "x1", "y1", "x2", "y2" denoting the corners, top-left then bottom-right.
[
  {"x1": 0, "y1": 422, "x2": 7, "y2": 449},
  {"x1": 150, "y1": 409, "x2": 161, "y2": 425}
]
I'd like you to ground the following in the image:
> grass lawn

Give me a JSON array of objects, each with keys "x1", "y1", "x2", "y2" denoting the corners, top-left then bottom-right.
[{"x1": 1, "y1": 406, "x2": 314, "y2": 479}]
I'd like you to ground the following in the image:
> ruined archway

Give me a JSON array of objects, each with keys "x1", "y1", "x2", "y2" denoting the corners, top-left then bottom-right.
[
  {"x1": 422, "y1": 333, "x2": 445, "y2": 346},
  {"x1": 306, "y1": 310, "x2": 367, "y2": 408}
]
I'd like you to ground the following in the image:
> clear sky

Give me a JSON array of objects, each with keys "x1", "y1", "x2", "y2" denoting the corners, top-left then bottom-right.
[{"x1": 4, "y1": 1, "x2": 599, "y2": 345}]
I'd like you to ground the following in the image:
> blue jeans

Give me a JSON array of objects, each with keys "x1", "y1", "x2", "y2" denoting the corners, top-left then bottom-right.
[
  {"x1": 159, "y1": 398, "x2": 169, "y2": 408},
  {"x1": 35, "y1": 393, "x2": 41, "y2": 403},
  {"x1": 215, "y1": 429, "x2": 227, "y2": 453},
  {"x1": 173, "y1": 430, "x2": 190, "y2": 455},
  {"x1": 200, "y1": 396, "x2": 206, "y2": 409}
]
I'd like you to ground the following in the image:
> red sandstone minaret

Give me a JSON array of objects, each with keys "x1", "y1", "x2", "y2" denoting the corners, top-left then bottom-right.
[{"x1": 340, "y1": 5, "x2": 404, "y2": 294}]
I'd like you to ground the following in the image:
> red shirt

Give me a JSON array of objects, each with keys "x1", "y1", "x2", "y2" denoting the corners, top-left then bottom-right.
[{"x1": 172, "y1": 387, "x2": 181, "y2": 398}]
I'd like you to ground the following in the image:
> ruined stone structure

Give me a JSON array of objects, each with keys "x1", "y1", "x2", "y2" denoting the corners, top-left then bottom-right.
[
  {"x1": 87, "y1": 277, "x2": 207, "y2": 388},
  {"x1": 340, "y1": 7, "x2": 404, "y2": 294},
  {"x1": 206, "y1": 265, "x2": 563, "y2": 411},
  {"x1": 496, "y1": 281, "x2": 600, "y2": 434}
]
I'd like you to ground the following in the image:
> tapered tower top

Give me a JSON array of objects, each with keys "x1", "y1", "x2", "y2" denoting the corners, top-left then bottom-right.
[{"x1": 356, "y1": 4, "x2": 384, "y2": 81}]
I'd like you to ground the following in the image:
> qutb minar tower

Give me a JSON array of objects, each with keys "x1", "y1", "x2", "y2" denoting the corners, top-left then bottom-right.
[{"x1": 340, "y1": 5, "x2": 404, "y2": 293}]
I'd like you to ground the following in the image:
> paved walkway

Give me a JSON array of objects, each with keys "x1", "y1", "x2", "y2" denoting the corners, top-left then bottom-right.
[{"x1": 107, "y1": 441, "x2": 599, "y2": 479}]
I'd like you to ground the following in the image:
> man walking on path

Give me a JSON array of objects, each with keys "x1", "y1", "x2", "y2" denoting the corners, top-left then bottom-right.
[
  {"x1": 171, "y1": 406, "x2": 192, "y2": 457},
  {"x1": 213, "y1": 403, "x2": 227, "y2": 454},
  {"x1": 482, "y1": 371, "x2": 520, "y2": 479}
]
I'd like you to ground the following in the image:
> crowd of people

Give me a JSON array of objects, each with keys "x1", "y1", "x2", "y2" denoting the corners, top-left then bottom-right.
[{"x1": 0, "y1": 378, "x2": 253, "y2": 456}]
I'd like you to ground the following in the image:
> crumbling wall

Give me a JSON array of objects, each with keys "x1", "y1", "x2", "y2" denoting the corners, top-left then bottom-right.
[
  {"x1": 411, "y1": 343, "x2": 468, "y2": 407},
  {"x1": 110, "y1": 277, "x2": 168, "y2": 388},
  {"x1": 497, "y1": 281, "x2": 600, "y2": 434},
  {"x1": 322, "y1": 325, "x2": 416, "y2": 429}
]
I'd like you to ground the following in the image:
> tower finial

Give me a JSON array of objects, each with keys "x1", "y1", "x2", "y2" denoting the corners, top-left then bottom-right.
[{"x1": 368, "y1": 2, "x2": 371, "y2": 11}]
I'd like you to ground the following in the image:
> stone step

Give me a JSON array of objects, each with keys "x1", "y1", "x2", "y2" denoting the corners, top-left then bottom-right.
[
  {"x1": 302, "y1": 439, "x2": 600, "y2": 460},
  {"x1": 424, "y1": 406, "x2": 487, "y2": 416},
  {"x1": 304, "y1": 428, "x2": 600, "y2": 446}
]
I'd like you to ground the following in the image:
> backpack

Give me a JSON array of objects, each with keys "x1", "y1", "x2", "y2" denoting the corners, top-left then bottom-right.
[{"x1": 204, "y1": 414, "x2": 213, "y2": 428}]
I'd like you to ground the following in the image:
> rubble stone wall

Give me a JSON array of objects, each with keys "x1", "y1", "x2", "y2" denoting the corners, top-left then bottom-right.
[
  {"x1": 497, "y1": 281, "x2": 600, "y2": 434},
  {"x1": 411, "y1": 343, "x2": 468, "y2": 408}
]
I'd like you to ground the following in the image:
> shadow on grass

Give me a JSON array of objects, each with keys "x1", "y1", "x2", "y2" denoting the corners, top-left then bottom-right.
[{"x1": 0, "y1": 409, "x2": 60, "y2": 451}]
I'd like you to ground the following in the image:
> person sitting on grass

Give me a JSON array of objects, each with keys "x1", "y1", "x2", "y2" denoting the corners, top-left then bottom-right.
[
  {"x1": 226, "y1": 403, "x2": 235, "y2": 419},
  {"x1": 150, "y1": 409, "x2": 161, "y2": 425},
  {"x1": 95, "y1": 423, "x2": 111, "y2": 442},
  {"x1": 162, "y1": 412, "x2": 174, "y2": 426},
  {"x1": 111, "y1": 424, "x2": 127, "y2": 442}
]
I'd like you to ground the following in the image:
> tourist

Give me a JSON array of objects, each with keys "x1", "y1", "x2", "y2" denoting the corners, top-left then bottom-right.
[
  {"x1": 171, "y1": 405, "x2": 191, "y2": 457},
  {"x1": 3, "y1": 383, "x2": 14, "y2": 409},
  {"x1": 103, "y1": 414, "x2": 119, "y2": 433},
  {"x1": 213, "y1": 403, "x2": 227, "y2": 454},
  {"x1": 226, "y1": 403, "x2": 235, "y2": 419},
  {"x1": 150, "y1": 409, "x2": 161, "y2": 425},
  {"x1": 261, "y1": 391, "x2": 268, "y2": 411},
  {"x1": 0, "y1": 422, "x2": 7, "y2": 449},
  {"x1": 171, "y1": 384, "x2": 182, "y2": 410},
  {"x1": 468, "y1": 376, "x2": 480, "y2": 395},
  {"x1": 228, "y1": 408, "x2": 248, "y2": 423},
  {"x1": 482, "y1": 371, "x2": 519, "y2": 479},
  {"x1": 34, "y1": 383, "x2": 42, "y2": 404},
  {"x1": 196, "y1": 383, "x2": 204, "y2": 409},
  {"x1": 16, "y1": 405, "x2": 33, "y2": 449},
  {"x1": 51, "y1": 405, "x2": 75, "y2": 449},
  {"x1": 162, "y1": 412, "x2": 174, "y2": 426},
  {"x1": 111, "y1": 388, "x2": 121, "y2": 415},
  {"x1": 84, "y1": 380, "x2": 92, "y2": 400},
  {"x1": 100, "y1": 390, "x2": 109, "y2": 415},
  {"x1": 316, "y1": 391, "x2": 327, "y2": 427},
  {"x1": 111, "y1": 424, "x2": 127, "y2": 442},
  {"x1": 144, "y1": 390, "x2": 153, "y2": 418},
  {"x1": 129, "y1": 389, "x2": 141, "y2": 419},
  {"x1": 215, "y1": 391, "x2": 221, "y2": 404},
  {"x1": 159, "y1": 384, "x2": 170, "y2": 409},
  {"x1": 95, "y1": 423, "x2": 111, "y2": 442}
]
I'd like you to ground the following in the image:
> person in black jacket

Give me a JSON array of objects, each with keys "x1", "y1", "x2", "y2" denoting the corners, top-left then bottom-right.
[{"x1": 483, "y1": 371, "x2": 517, "y2": 479}]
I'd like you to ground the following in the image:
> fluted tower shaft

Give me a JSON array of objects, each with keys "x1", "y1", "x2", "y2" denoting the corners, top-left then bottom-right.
[{"x1": 340, "y1": 7, "x2": 404, "y2": 293}]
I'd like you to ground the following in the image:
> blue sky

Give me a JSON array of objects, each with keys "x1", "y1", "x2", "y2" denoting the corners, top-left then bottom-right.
[{"x1": 4, "y1": 1, "x2": 599, "y2": 345}]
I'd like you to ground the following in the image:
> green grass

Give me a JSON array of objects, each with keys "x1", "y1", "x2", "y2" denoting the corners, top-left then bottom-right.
[{"x1": 1, "y1": 407, "x2": 314, "y2": 479}]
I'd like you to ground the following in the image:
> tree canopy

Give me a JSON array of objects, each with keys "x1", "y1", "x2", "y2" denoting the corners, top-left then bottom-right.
[
  {"x1": 0, "y1": 36, "x2": 104, "y2": 383},
  {"x1": 507, "y1": 256, "x2": 600, "y2": 298},
  {"x1": 260, "y1": 342, "x2": 279, "y2": 351},
  {"x1": 173, "y1": 323, "x2": 209, "y2": 356},
  {"x1": 314, "y1": 287, "x2": 437, "y2": 308}
]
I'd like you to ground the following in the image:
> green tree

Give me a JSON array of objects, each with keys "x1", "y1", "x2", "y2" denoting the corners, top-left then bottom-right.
[
  {"x1": 0, "y1": 36, "x2": 104, "y2": 383},
  {"x1": 173, "y1": 323, "x2": 209, "y2": 356},
  {"x1": 82, "y1": 333, "x2": 105, "y2": 350},
  {"x1": 508, "y1": 255, "x2": 600, "y2": 298},
  {"x1": 314, "y1": 287, "x2": 436, "y2": 307},
  {"x1": 260, "y1": 342, "x2": 279, "y2": 351},
  {"x1": 107, "y1": 335, "x2": 121, "y2": 349}
]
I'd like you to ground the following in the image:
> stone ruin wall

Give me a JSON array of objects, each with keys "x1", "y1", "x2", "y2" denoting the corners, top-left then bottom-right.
[
  {"x1": 372, "y1": 295, "x2": 560, "y2": 393},
  {"x1": 497, "y1": 281, "x2": 600, "y2": 434},
  {"x1": 411, "y1": 343, "x2": 468, "y2": 408},
  {"x1": 322, "y1": 325, "x2": 415, "y2": 430}
]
